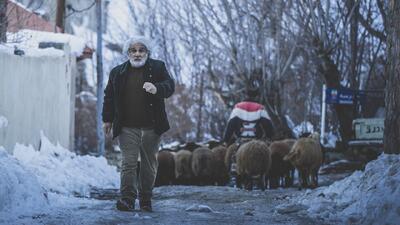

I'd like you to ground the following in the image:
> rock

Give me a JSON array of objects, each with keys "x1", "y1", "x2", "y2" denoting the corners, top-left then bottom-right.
[
  {"x1": 244, "y1": 211, "x2": 254, "y2": 216},
  {"x1": 320, "y1": 160, "x2": 364, "y2": 174}
]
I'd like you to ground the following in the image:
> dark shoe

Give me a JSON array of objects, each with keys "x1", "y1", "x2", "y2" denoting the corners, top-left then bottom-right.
[
  {"x1": 116, "y1": 198, "x2": 134, "y2": 211},
  {"x1": 139, "y1": 199, "x2": 153, "y2": 212}
]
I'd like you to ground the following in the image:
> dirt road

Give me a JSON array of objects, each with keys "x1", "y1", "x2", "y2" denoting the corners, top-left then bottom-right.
[{"x1": 14, "y1": 172, "x2": 350, "y2": 225}]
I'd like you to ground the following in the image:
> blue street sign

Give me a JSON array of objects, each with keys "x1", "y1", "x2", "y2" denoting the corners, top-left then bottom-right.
[
  {"x1": 325, "y1": 88, "x2": 384, "y2": 105},
  {"x1": 326, "y1": 88, "x2": 354, "y2": 104}
]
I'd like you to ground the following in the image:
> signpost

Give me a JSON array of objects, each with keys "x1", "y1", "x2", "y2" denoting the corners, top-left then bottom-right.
[{"x1": 320, "y1": 84, "x2": 384, "y2": 145}]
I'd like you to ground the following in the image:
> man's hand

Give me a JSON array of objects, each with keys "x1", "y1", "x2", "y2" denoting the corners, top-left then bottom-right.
[
  {"x1": 103, "y1": 122, "x2": 112, "y2": 136},
  {"x1": 143, "y1": 82, "x2": 157, "y2": 94}
]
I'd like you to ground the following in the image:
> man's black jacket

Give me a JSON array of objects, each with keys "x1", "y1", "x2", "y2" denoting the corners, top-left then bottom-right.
[{"x1": 102, "y1": 58, "x2": 175, "y2": 138}]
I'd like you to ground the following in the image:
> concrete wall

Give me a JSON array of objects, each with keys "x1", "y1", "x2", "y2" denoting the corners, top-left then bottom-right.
[{"x1": 0, "y1": 49, "x2": 76, "y2": 153}]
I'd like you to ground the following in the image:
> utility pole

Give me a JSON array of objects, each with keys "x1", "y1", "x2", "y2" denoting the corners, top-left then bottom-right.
[{"x1": 96, "y1": 0, "x2": 105, "y2": 156}]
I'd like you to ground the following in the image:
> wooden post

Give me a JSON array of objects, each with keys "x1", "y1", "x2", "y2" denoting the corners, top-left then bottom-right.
[{"x1": 56, "y1": 0, "x2": 65, "y2": 32}]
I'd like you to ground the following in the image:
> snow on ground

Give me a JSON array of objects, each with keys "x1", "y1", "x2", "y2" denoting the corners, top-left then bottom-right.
[
  {"x1": 0, "y1": 115, "x2": 7, "y2": 128},
  {"x1": 278, "y1": 153, "x2": 400, "y2": 225},
  {"x1": 12, "y1": 133, "x2": 119, "y2": 197},
  {"x1": 0, "y1": 146, "x2": 49, "y2": 217}
]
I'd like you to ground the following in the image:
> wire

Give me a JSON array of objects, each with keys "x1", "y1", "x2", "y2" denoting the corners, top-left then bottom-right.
[{"x1": 64, "y1": 1, "x2": 96, "y2": 18}]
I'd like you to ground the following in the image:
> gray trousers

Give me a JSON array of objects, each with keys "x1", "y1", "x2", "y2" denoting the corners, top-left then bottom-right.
[{"x1": 119, "y1": 127, "x2": 160, "y2": 201}]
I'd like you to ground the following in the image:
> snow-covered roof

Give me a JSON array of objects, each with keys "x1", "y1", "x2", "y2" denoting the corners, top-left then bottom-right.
[
  {"x1": 8, "y1": 0, "x2": 33, "y2": 13},
  {"x1": 3, "y1": 29, "x2": 87, "y2": 57}
]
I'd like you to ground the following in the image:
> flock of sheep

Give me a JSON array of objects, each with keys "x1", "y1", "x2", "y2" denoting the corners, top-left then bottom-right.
[{"x1": 155, "y1": 133, "x2": 323, "y2": 190}]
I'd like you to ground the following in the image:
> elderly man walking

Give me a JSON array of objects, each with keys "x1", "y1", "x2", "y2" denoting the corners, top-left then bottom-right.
[{"x1": 102, "y1": 36, "x2": 175, "y2": 212}]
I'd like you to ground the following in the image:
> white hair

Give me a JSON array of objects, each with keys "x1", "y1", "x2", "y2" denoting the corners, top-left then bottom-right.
[{"x1": 123, "y1": 35, "x2": 153, "y2": 56}]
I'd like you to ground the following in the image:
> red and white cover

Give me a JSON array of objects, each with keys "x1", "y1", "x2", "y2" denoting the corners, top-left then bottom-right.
[{"x1": 228, "y1": 101, "x2": 270, "y2": 121}]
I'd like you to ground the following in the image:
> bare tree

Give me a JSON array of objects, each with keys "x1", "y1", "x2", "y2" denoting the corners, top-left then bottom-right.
[
  {"x1": 286, "y1": 0, "x2": 386, "y2": 143},
  {"x1": 108, "y1": 0, "x2": 387, "y2": 143},
  {"x1": 384, "y1": 0, "x2": 400, "y2": 154}
]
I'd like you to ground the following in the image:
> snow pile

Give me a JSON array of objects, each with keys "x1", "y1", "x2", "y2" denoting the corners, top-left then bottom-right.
[
  {"x1": 13, "y1": 133, "x2": 119, "y2": 197},
  {"x1": 0, "y1": 146, "x2": 49, "y2": 214},
  {"x1": 77, "y1": 91, "x2": 97, "y2": 103},
  {"x1": 0, "y1": 115, "x2": 8, "y2": 128},
  {"x1": 323, "y1": 131, "x2": 338, "y2": 148},
  {"x1": 283, "y1": 154, "x2": 400, "y2": 224},
  {"x1": 292, "y1": 121, "x2": 314, "y2": 138}
]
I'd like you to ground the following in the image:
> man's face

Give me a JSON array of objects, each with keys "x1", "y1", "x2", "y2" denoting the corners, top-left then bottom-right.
[
  {"x1": 128, "y1": 43, "x2": 148, "y2": 61},
  {"x1": 128, "y1": 43, "x2": 148, "y2": 68}
]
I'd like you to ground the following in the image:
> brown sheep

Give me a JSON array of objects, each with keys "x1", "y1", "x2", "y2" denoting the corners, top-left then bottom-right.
[
  {"x1": 284, "y1": 132, "x2": 322, "y2": 189},
  {"x1": 174, "y1": 150, "x2": 193, "y2": 185},
  {"x1": 211, "y1": 145, "x2": 229, "y2": 186},
  {"x1": 267, "y1": 139, "x2": 296, "y2": 188},
  {"x1": 236, "y1": 140, "x2": 271, "y2": 191},
  {"x1": 191, "y1": 147, "x2": 214, "y2": 185},
  {"x1": 207, "y1": 140, "x2": 222, "y2": 150},
  {"x1": 224, "y1": 143, "x2": 239, "y2": 172},
  {"x1": 155, "y1": 150, "x2": 175, "y2": 187}
]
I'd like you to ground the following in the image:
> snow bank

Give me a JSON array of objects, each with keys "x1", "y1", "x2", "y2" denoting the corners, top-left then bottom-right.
[
  {"x1": 0, "y1": 115, "x2": 7, "y2": 128},
  {"x1": 13, "y1": 133, "x2": 119, "y2": 197},
  {"x1": 282, "y1": 154, "x2": 400, "y2": 224},
  {"x1": 0, "y1": 146, "x2": 48, "y2": 214}
]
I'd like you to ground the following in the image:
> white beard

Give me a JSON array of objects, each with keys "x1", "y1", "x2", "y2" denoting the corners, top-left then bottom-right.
[{"x1": 129, "y1": 54, "x2": 148, "y2": 68}]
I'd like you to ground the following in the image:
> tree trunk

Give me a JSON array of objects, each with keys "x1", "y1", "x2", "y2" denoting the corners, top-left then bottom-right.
[
  {"x1": 262, "y1": 80, "x2": 294, "y2": 140},
  {"x1": 0, "y1": 0, "x2": 7, "y2": 42},
  {"x1": 196, "y1": 74, "x2": 204, "y2": 142},
  {"x1": 347, "y1": 0, "x2": 359, "y2": 89},
  {"x1": 315, "y1": 40, "x2": 354, "y2": 145},
  {"x1": 384, "y1": 0, "x2": 400, "y2": 154}
]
